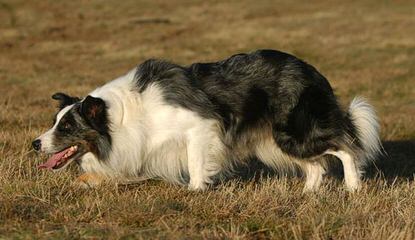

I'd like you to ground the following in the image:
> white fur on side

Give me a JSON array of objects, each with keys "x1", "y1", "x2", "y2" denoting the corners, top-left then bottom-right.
[
  {"x1": 348, "y1": 97, "x2": 382, "y2": 166},
  {"x1": 79, "y1": 71, "x2": 226, "y2": 189}
]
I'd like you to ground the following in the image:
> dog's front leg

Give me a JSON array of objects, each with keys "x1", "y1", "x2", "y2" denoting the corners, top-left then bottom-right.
[
  {"x1": 186, "y1": 123, "x2": 225, "y2": 191},
  {"x1": 186, "y1": 127, "x2": 212, "y2": 191},
  {"x1": 187, "y1": 148, "x2": 208, "y2": 190},
  {"x1": 75, "y1": 172, "x2": 105, "y2": 188}
]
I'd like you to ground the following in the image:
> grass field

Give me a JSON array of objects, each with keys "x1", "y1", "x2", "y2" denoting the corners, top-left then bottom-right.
[{"x1": 1, "y1": 0, "x2": 415, "y2": 239}]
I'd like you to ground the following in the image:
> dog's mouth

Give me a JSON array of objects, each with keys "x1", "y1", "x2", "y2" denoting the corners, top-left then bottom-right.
[{"x1": 38, "y1": 145, "x2": 80, "y2": 170}]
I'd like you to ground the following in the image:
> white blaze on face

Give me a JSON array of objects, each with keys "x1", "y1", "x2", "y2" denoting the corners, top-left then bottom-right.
[{"x1": 36, "y1": 105, "x2": 74, "y2": 153}]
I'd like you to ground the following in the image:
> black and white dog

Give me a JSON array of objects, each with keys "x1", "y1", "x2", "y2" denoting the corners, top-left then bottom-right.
[{"x1": 32, "y1": 50, "x2": 381, "y2": 191}]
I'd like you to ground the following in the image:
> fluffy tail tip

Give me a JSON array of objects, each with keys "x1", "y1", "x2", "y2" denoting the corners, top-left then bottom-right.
[{"x1": 348, "y1": 97, "x2": 383, "y2": 164}]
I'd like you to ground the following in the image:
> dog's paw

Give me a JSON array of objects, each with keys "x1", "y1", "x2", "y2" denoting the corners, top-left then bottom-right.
[
  {"x1": 188, "y1": 180, "x2": 208, "y2": 191},
  {"x1": 346, "y1": 182, "x2": 362, "y2": 193},
  {"x1": 74, "y1": 173, "x2": 104, "y2": 188}
]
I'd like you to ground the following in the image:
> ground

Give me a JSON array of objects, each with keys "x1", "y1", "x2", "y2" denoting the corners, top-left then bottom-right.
[{"x1": 1, "y1": 0, "x2": 415, "y2": 239}]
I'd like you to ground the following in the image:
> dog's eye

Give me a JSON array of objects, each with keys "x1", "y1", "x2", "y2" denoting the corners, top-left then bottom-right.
[
  {"x1": 58, "y1": 122, "x2": 72, "y2": 131},
  {"x1": 63, "y1": 123, "x2": 71, "y2": 129}
]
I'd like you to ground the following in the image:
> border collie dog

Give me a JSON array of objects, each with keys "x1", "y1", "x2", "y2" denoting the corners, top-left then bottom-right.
[{"x1": 32, "y1": 50, "x2": 381, "y2": 192}]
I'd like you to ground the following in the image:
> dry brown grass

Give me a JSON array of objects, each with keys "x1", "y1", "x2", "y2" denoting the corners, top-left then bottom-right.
[{"x1": 1, "y1": 0, "x2": 415, "y2": 239}]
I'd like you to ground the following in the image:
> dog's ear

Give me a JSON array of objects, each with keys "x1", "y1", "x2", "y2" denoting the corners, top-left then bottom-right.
[
  {"x1": 52, "y1": 92, "x2": 80, "y2": 109},
  {"x1": 80, "y1": 95, "x2": 109, "y2": 135}
]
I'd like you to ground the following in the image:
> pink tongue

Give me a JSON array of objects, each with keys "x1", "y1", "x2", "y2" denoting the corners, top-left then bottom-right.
[{"x1": 38, "y1": 148, "x2": 71, "y2": 170}]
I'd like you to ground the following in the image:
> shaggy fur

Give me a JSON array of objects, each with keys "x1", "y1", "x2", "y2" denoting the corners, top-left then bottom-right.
[{"x1": 33, "y1": 49, "x2": 382, "y2": 191}]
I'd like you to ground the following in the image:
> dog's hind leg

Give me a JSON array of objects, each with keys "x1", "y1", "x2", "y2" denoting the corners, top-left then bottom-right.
[
  {"x1": 325, "y1": 150, "x2": 361, "y2": 191},
  {"x1": 300, "y1": 161, "x2": 325, "y2": 192}
]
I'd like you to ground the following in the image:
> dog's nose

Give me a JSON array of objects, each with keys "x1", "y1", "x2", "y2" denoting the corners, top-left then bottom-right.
[{"x1": 32, "y1": 139, "x2": 41, "y2": 151}]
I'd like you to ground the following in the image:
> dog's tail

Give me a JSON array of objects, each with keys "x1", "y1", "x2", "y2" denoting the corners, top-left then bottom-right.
[{"x1": 347, "y1": 97, "x2": 382, "y2": 167}]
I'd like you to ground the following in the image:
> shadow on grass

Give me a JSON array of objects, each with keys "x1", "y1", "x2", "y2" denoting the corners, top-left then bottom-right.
[
  {"x1": 366, "y1": 140, "x2": 415, "y2": 180},
  {"x1": 232, "y1": 140, "x2": 415, "y2": 182}
]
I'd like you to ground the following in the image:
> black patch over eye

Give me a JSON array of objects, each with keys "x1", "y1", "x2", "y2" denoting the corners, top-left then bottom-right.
[{"x1": 57, "y1": 112, "x2": 76, "y2": 132}]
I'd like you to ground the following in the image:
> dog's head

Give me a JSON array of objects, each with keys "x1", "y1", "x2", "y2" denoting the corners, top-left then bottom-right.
[{"x1": 32, "y1": 93, "x2": 111, "y2": 171}]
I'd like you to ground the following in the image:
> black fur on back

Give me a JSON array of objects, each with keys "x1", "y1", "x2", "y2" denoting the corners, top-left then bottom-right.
[{"x1": 134, "y1": 49, "x2": 360, "y2": 159}]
